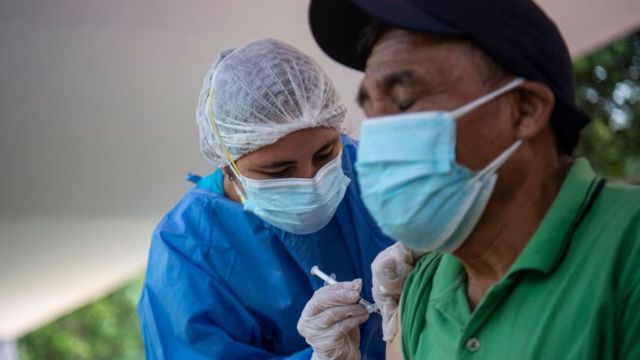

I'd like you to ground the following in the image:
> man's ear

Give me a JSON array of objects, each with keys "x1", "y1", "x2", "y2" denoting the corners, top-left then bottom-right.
[{"x1": 513, "y1": 80, "x2": 555, "y2": 140}]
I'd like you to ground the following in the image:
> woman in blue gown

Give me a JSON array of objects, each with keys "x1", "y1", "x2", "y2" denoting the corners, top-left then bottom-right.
[{"x1": 137, "y1": 38, "x2": 392, "y2": 359}]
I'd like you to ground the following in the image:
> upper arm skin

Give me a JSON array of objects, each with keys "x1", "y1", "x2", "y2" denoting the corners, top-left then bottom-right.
[{"x1": 386, "y1": 300, "x2": 404, "y2": 360}]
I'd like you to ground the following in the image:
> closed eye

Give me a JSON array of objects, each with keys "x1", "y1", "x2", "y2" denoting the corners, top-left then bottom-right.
[
  {"x1": 314, "y1": 148, "x2": 333, "y2": 162},
  {"x1": 313, "y1": 142, "x2": 336, "y2": 164},
  {"x1": 397, "y1": 99, "x2": 417, "y2": 112}
]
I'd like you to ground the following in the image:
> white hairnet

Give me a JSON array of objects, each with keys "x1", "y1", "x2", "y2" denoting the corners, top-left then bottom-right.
[{"x1": 196, "y1": 38, "x2": 347, "y2": 168}]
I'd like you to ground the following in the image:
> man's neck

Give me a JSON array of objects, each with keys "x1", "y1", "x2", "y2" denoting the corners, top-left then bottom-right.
[{"x1": 454, "y1": 156, "x2": 572, "y2": 309}]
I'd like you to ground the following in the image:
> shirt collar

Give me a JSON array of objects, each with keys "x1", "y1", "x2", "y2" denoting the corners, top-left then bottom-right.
[{"x1": 508, "y1": 158, "x2": 598, "y2": 275}]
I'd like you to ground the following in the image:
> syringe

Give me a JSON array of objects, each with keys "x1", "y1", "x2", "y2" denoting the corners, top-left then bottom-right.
[{"x1": 310, "y1": 265, "x2": 381, "y2": 315}]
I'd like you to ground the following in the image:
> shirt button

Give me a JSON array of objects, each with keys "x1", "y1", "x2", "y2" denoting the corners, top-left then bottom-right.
[{"x1": 466, "y1": 337, "x2": 481, "y2": 352}]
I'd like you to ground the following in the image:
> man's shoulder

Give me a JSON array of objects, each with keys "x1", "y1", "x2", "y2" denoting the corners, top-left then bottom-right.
[
  {"x1": 402, "y1": 252, "x2": 444, "y2": 310},
  {"x1": 595, "y1": 179, "x2": 640, "y2": 234},
  {"x1": 399, "y1": 252, "x2": 444, "y2": 357},
  {"x1": 603, "y1": 179, "x2": 640, "y2": 201},
  {"x1": 590, "y1": 180, "x2": 640, "y2": 297}
]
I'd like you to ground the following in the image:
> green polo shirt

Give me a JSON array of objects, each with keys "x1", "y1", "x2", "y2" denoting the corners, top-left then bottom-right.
[{"x1": 400, "y1": 158, "x2": 640, "y2": 359}]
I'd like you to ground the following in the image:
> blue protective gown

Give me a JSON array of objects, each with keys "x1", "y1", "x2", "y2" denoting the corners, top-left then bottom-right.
[{"x1": 138, "y1": 136, "x2": 393, "y2": 359}]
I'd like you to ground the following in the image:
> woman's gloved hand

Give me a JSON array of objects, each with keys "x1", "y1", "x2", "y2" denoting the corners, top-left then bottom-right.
[
  {"x1": 371, "y1": 243, "x2": 415, "y2": 342},
  {"x1": 297, "y1": 279, "x2": 369, "y2": 360}
]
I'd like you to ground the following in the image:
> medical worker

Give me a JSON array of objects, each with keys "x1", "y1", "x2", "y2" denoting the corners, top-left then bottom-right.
[{"x1": 137, "y1": 38, "x2": 392, "y2": 359}]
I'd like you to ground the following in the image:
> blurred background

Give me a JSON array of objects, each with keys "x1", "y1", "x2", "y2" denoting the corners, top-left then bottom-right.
[{"x1": 0, "y1": 0, "x2": 639, "y2": 359}]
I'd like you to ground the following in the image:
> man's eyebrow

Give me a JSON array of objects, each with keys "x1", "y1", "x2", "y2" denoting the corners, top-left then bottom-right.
[
  {"x1": 356, "y1": 70, "x2": 418, "y2": 107},
  {"x1": 379, "y1": 69, "x2": 417, "y2": 91}
]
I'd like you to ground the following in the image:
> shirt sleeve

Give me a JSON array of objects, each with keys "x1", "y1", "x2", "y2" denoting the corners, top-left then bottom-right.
[
  {"x1": 400, "y1": 252, "x2": 442, "y2": 360},
  {"x1": 137, "y1": 215, "x2": 312, "y2": 360}
]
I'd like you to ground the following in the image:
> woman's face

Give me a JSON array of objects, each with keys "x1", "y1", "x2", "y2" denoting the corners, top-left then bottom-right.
[{"x1": 230, "y1": 127, "x2": 342, "y2": 180}]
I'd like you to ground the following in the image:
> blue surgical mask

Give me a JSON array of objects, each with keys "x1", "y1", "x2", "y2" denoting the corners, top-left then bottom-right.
[
  {"x1": 355, "y1": 78, "x2": 524, "y2": 252},
  {"x1": 235, "y1": 152, "x2": 351, "y2": 234}
]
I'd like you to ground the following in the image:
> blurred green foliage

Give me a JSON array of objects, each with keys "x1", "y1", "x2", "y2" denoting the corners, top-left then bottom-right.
[
  {"x1": 574, "y1": 30, "x2": 640, "y2": 180},
  {"x1": 18, "y1": 276, "x2": 144, "y2": 360},
  {"x1": 15, "y1": 29, "x2": 640, "y2": 360}
]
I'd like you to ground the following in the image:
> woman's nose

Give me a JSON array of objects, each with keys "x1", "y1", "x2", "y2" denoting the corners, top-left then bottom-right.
[{"x1": 293, "y1": 162, "x2": 320, "y2": 179}]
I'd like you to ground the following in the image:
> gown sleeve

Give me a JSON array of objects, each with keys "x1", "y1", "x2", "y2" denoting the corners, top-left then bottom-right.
[{"x1": 137, "y1": 198, "x2": 313, "y2": 360}]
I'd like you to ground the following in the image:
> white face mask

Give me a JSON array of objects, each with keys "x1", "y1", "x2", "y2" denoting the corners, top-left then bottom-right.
[{"x1": 355, "y1": 78, "x2": 523, "y2": 252}]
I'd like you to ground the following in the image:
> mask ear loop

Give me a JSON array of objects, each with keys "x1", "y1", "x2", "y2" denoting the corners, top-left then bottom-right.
[
  {"x1": 448, "y1": 78, "x2": 525, "y2": 181},
  {"x1": 472, "y1": 140, "x2": 523, "y2": 181},
  {"x1": 450, "y1": 78, "x2": 524, "y2": 119},
  {"x1": 207, "y1": 85, "x2": 247, "y2": 203}
]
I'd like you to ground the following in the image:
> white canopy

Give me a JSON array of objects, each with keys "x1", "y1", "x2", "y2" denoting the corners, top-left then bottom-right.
[{"x1": 1, "y1": 0, "x2": 638, "y2": 341}]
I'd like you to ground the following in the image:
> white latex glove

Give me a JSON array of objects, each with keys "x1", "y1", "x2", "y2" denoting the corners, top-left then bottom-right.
[
  {"x1": 297, "y1": 279, "x2": 369, "y2": 360},
  {"x1": 371, "y1": 243, "x2": 414, "y2": 342}
]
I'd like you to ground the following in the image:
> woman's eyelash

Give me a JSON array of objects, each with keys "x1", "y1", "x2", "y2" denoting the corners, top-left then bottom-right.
[
  {"x1": 315, "y1": 151, "x2": 332, "y2": 160},
  {"x1": 269, "y1": 170, "x2": 290, "y2": 178}
]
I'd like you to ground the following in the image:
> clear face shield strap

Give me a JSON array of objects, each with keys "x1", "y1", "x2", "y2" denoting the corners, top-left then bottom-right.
[
  {"x1": 450, "y1": 78, "x2": 524, "y2": 119},
  {"x1": 207, "y1": 85, "x2": 247, "y2": 202}
]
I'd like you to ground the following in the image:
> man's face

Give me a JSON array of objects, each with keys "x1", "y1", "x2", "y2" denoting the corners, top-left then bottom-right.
[{"x1": 357, "y1": 29, "x2": 518, "y2": 171}]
